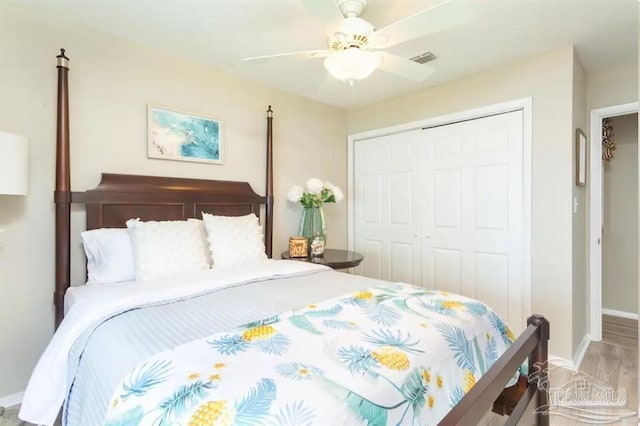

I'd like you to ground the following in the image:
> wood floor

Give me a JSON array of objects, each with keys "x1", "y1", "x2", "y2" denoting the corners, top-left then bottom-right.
[
  {"x1": 7, "y1": 315, "x2": 638, "y2": 426},
  {"x1": 603, "y1": 314, "x2": 638, "y2": 350}
]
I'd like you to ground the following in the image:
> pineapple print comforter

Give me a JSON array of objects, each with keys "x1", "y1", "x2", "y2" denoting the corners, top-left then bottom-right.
[{"x1": 104, "y1": 283, "x2": 517, "y2": 426}]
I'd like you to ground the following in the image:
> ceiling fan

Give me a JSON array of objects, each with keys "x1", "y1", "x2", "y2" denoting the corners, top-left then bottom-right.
[{"x1": 243, "y1": 0, "x2": 472, "y2": 85}]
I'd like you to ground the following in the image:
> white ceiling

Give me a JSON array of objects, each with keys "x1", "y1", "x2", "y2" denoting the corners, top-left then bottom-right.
[{"x1": 6, "y1": 0, "x2": 638, "y2": 109}]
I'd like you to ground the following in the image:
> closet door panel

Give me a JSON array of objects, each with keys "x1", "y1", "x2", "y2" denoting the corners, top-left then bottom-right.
[
  {"x1": 354, "y1": 130, "x2": 422, "y2": 284},
  {"x1": 421, "y1": 110, "x2": 524, "y2": 331}
]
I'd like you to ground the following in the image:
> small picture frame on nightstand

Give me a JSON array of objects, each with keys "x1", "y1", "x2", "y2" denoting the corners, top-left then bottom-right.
[{"x1": 288, "y1": 236, "x2": 308, "y2": 258}]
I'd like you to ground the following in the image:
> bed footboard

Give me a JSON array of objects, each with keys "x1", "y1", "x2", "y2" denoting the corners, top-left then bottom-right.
[{"x1": 438, "y1": 314, "x2": 550, "y2": 426}]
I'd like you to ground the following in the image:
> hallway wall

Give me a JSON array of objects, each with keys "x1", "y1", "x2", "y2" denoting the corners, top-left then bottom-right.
[{"x1": 603, "y1": 113, "x2": 639, "y2": 315}]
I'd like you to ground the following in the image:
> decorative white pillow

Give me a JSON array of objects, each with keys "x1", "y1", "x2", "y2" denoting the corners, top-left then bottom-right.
[
  {"x1": 201, "y1": 213, "x2": 267, "y2": 267},
  {"x1": 188, "y1": 218, "x2": 213, "y2": 265},
  {"x1": 81, "y1": 228, "x2": 136, "y2": 284},
  {"x1": 126, "y1": 219, "x2": 211, "y2": 281}
]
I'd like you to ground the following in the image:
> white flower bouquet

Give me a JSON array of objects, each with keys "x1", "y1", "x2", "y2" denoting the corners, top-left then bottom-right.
[{"x1": 287, "y1": 178, "x2": 344, "y2": 208}]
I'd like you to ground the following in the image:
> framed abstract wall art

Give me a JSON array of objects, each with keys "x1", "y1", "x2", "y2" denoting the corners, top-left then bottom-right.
[{"x1": 148, "y1": 105, "x2": 223, "y2": 164}]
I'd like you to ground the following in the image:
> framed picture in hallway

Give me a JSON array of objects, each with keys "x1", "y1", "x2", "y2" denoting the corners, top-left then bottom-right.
[
  {"x1": 576, "y1": 128, "x2": 587, "y2": 187},
  {"x1": 147, "y1": 105, "x2": 224, "y2": 164}
]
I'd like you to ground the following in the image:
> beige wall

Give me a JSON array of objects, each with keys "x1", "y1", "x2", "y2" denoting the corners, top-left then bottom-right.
[
  {"x1": 0, "y1": 4, "x2": 347, "y2": 397},
  {"x1": 349, "y1": 46, "x2": 576, "y2": 359},
  {"x1": 572, "y1": 51, "x2": 588, "y2": 355},
  {"x1": 588, "y1": 63, "x2": 638, "y2": 111},
  {"x1": 603, "y1": 114, "x2": 638, "y2": 314}
]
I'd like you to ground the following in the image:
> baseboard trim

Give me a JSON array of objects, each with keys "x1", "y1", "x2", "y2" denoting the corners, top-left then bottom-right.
[
  {"x1": 572, "y1": 334, "x2": 591, "y2": 369},
  {"x1": 0, "y1": 391, "x2": 23, "y2": 408},
  {"x1": 602, "y1": 308, "x2": 639, "y2": 320},
  {"x1": 548, "y1": 354, "x2": 577, "y2": 371}
]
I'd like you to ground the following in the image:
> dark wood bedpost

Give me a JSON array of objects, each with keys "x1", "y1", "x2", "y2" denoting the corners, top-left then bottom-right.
[
  {"x1": 54, "y1": 49, "x2": 70, "y2": 328},
  {"x1": 527, "y1": 314, "x2": 550, "y2": 426},
  {"x1": 265, "y1": 106, "x2": 274, "y2": 258}
]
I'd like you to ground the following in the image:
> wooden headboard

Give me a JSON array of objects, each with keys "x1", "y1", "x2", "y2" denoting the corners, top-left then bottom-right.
[
  {"x1": 53, "y1": 49, "x2": 274, "y2": 327},
  {"x1": 73, "y1": 174, "x2": 267, "y2": 229}
]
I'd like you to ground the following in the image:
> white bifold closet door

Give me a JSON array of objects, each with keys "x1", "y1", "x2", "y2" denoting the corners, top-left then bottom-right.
[{"x1": 354, "y1": 110, "x2": 525, "y2": 330}]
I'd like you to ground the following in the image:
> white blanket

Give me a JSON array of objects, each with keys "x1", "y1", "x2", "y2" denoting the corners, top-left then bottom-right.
[{"x1": 19, "y1": 260, "x2": 328, "y2": 426}]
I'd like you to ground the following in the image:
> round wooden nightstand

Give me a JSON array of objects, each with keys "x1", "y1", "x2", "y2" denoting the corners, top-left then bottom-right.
[{"x1": 281, "y1": 248, "x2": 364, "y2": 270}]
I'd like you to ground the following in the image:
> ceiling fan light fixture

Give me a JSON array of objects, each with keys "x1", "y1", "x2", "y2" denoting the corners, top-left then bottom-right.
[{"x1": 323, "y1": 48, "x2": 381, "y2": 84}]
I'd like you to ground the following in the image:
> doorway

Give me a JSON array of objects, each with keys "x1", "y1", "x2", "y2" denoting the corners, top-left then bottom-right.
[{"x1": 589, "y1": 103, "x2": 639, "y2": 341}]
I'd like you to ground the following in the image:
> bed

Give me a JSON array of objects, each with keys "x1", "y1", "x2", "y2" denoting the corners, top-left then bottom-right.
[{"x1": 19, "y1": 49, "x2": 550, "y2": 426}]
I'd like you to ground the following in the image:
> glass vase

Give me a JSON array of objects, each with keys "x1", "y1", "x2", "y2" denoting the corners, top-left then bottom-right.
[{"x1": 299, "y1": 206, "x2": 327, "y2": 251}]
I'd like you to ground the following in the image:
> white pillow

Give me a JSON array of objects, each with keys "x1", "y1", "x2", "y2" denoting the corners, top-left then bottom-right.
[
  {"x1": 81, "y1": 228, "x2": 135, "y2": 284},
  {"x1": 188, "y1": 218, "x2": 212, "y2": 264},
  {"x1": 126, "y1": 219, "x2": 211, "y2": 281},
  {"x1": 201, "y1": 213, "x2": 267, "y2": 267}
]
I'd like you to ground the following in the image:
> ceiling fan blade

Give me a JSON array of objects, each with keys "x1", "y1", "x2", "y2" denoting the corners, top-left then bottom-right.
[
  {"x1": 243, "y1": 50, "x2": 330, "y2": 63},
  {"x1": 372, "y1": 0, "x2": 473, "y2": 49},
  {"x1": 377, "y1": 52, "x2": 435, "y2": 82}
]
